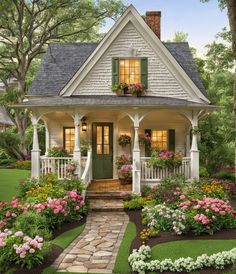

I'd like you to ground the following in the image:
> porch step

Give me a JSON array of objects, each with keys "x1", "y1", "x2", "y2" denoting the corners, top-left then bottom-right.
[
  {"x1": 89, "y1": 198, "x2": 124, "y2": 212},
  {"x1": 87, "y1": 191, "x2": 131, "y2": 199}
]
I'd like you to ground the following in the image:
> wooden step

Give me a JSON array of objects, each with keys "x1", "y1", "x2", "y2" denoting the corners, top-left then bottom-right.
[
  {"x1": 87, "y1": 191, "x2": 131, "y2": 199},
  {"x1": 89, "y1": 199, "x2": 124, "y2": 212}
]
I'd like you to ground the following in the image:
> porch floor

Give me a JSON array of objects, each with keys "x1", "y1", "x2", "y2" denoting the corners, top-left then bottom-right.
[{"x1": 87, "y1": 179, "x2": 132, "y2": 192}]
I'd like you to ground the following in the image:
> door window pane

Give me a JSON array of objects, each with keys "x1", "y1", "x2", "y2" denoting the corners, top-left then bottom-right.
[{"x1": 104, "y1": 145, "x2": 109, "y2": 154}]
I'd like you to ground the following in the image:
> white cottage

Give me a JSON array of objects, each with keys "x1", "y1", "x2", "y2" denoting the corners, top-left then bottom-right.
[{"x1": 17, "y1": 5, "x2": 216, "y2": 193}]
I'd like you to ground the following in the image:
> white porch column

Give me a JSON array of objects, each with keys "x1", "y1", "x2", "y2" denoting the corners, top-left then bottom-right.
[
  {"x1": 73, "y1": 113, "x2": 83, "y2": 177},
  {"x1": 44, "y1": 121, "x2": 50, "y2": 156},
  {"x1": 128, "y1": 113, "x2": 145, "y2": 193},
  {"x1": 190, "y1": 112, "x2": 199, "y2": 181},
  {"x1": 31, "y1": 115, "x2": 41, "y2": 178}
]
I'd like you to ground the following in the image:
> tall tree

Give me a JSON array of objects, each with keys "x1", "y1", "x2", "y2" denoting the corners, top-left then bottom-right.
[
  {"x1": 201, "y1": 0, "x2": 236, "y2": 175},
  {"x1": 0, "y1": 0, "x2": 125, "y2": 157}
]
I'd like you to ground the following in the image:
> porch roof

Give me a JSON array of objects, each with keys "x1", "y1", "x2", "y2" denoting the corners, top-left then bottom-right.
[{"x1": 14, "y1": 95, "x2": 217, "y2": 109}]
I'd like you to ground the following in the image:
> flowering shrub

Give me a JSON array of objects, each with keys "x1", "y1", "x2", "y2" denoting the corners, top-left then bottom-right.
[
  {"x1": 25, "y1": 183, "x2": 65, "y2": 203},
  {"x1": 33, "y1": 189, "x2": 86, "y2": 229},
  {"x1": 66, "y1": 160, "x2": 78, "y2": 176},
  {"x1": 0, "y1": 229, "x2": 49, "y2": 271},
  {"x1": 118, "y1": 134, "x2": 131, "y2": 147},
  {"x1": 128, "y1": 245, "x2": 236, "y2": 274},
  {"x1": 149, "y1": 150, "x2": 182, "y2": 169},
  {"x1": 139, "y1": 134, "x2": 151, "y2": 146},
  {"x1": 201, "y1": 180, "x2": 226, "y2": 199},
  {"x1": 0, "y1": 199, "x2": 27, "y2": 230},
  {"x1": 128, "y1": 83, "x2": 145, "y2": 96},
  {"x1": 179, "y1": 196, "x2": 236, "y2": 235},
  {"x1": 142, "y1": 204, "x2": 187, "y2": 235}
]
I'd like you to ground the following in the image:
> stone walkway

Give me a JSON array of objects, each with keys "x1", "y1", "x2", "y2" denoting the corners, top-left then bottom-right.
[{"x1": 53, "y1": 211, "x2": 129, "y2": 273}]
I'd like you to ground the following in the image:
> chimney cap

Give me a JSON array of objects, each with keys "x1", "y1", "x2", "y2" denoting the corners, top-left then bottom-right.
[{"x1": 145, "y1": 11, "x2": 161, "y2": 16}]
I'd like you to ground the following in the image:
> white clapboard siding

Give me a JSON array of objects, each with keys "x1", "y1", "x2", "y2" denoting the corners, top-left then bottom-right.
[{"x1": 74, "y1": 22, "x2": 190, "y2": 100}]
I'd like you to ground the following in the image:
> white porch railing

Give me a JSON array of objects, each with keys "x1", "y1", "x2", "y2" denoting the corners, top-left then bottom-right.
[
  {"x1": 81, "y1": 150, "x2": 92, "y2": 188},
  {"x1": 40, "y1": 156, "x2": 88, "y2": 179},
  {"x1": 141, "y1": 157, "x2": 191, "y2": 182}
]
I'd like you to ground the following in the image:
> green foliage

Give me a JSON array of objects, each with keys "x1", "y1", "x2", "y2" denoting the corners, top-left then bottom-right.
[
  {"x1": 0, "y1": 130, "x2": 23, "y2": 160},
  {"x1": 14, "y1": 160, "x2": 31, "y2": 170},
  {"x1": 123, "y1": 197, "x2": 154, "y2": 210},
  {"x1": 172, "y1": 31, "x2": 188, "y2": 42},
  {"x1": 213, "y1": 171, "x2": 235, "y2": 181},
  {"x1": 196, "y1": 28, "x2": 235, "y2": 174},
  {"x1": 47, "y1": 147, "x2": 69, "y2": 157},
  {"x1": 13, "y1": 211, "x2": 51, "y2": 240},
  {"x1": 199, "y1": 166, "x2": 210, "y2": 178}
]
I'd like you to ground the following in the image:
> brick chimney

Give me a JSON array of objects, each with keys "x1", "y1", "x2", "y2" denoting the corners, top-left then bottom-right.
[{"x1": 145, "y1": 11, "x2": 161, "y2": 39}]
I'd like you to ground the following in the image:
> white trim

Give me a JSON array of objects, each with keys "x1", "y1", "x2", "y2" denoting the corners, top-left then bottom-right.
[{"x1": 59, "y1": 5, "x2": 209, "y2": 104}]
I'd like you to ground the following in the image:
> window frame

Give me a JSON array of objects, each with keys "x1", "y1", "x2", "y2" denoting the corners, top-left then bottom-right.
[{"x1": 63, "y1": 127, "x2": 75, "y2": 154}]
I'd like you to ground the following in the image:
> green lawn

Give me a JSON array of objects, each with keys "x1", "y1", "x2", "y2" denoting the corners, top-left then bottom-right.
[
  {"x1": 114, "y1": 221, "x2": 136, "y2": 274},
  {"x1": 0, "y1": 169, "x2": 30, "y2": 201},
  {"x1": 151, "y1": 239, "x2": 236, "y2": 260}
]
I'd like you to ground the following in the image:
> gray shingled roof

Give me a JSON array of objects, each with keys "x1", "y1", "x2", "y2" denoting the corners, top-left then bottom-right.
[
  {"x1": 16, "y1": 95, "x2": 216, "y2": 109},
  {"x1": 29, "y1": 42, "x2": 207, "y2": 98}
]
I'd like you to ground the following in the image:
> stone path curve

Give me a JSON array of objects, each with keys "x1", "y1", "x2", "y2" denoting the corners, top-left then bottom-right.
[{"x1": 53, "y1": 211, "x2": 129, "y2": 273}]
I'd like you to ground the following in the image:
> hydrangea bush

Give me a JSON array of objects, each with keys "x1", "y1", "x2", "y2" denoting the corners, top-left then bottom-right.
[
  {"x1": 0, "y1": 229, "x2": 49, "y2": 271},
  {"x1": 128, "y1": 245, "x2": 236, "y2": 274}
]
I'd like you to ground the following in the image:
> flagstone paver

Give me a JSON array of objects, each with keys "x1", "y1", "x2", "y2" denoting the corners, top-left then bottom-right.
[{"x1": 53, "y1": 211, "x2": 129, "y2": 273}]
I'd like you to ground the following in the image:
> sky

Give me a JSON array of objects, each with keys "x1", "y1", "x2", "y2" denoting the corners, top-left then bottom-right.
[{"x1": 100, "y1": 0, "x2": 229, "y2": 57}]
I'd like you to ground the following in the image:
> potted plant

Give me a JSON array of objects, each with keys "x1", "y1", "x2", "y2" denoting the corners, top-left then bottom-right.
[
  {"x1": 66, "y1": 160, "x2": 78, "y2": 178},
  {"x1": 128, "y1": 83, "x2": 145, "y2": 97},
  {"x1": 115, "y1": 155, "x2": 132, "y2": 184},
  {"x1": 118, "y1": 134, "x2": 131, "y2": 147},
  {"x1": 119, "y1": 164, "x2": 132, "y2": 184},
  {"x1": 111, "y1": 83, "x2": 128, "y2": 96},
  {"x1": 139, "y1": 134, "x2": 152, "y2": 146}
]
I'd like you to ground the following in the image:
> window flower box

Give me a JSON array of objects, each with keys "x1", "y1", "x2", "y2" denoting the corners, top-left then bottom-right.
[
  {"x1": 128, "y1": 83, "x2": 146, "y2": 97},
  {"x1": 111, "y1": 83, "x2": 128, "y2": 97}
]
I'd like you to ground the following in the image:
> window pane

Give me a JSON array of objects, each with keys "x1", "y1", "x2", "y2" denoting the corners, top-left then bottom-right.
[
  {"x1": 97, "y1": 126, "x2": 102, "y2": 144},
  {"x1": 151, "y1": 130, "x2": 168, "y2": 149},
  {"x1": 104, "y1": 145, "x2": 109, "y2": 154},
  {"x1": 119, "y1": 59, "x2": 141, "y2": 84},
  {"x1": 97, "y1": 144, "x2": 102, "y2": 154}
]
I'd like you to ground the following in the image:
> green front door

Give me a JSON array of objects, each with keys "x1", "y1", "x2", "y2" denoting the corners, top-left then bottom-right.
[{"x1": 92, "y1": 123, "x2": 113, "y2": 179}]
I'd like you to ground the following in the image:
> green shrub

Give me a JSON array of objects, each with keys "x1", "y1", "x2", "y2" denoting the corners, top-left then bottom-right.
[
  {"x1": 0, "y1": 158, "x2": 16, "y2": 165},
  {"x1": 199, "y1": 166, "x2": 209, "y2": 178},
  {"x1": 14, "y1": 160, "x2": 31, "y2": 170},
  {"x1": 124, "y1": 197, "x2": 154, "y2": 210},
  {"x1": 141, "y1": 185, "x2": 152, "y2": 197},
  {"x1": 13, "y1": 211, "x2": 51, "y2": 240},
  {"x1": 58, "y1": 178, "x2": 85, "y2": 192},
  {"x1": 213, "y1": 171, "x2": 235, "y2": 182}
]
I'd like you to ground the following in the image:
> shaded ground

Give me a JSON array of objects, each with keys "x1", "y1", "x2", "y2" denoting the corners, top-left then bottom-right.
[{"x1": 126, "y1": 210, "x2": 236, "y2": 274}]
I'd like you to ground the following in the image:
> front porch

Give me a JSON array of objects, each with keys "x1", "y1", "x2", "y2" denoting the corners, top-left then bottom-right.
[{"x1": 30, "y1": 107, "x2": 202, "y2": 193}]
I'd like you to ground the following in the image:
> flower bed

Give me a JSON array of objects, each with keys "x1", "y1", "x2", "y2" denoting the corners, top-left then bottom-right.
[
  {"x1": 149, "y1": 150, "x2": 183, "y2": 169},
  {"x1": 0, "y1": 173, "x2": 88, "y2": 271},
  {"x1": 128, "y1": 245, "x2": 236, "y2": 273}
]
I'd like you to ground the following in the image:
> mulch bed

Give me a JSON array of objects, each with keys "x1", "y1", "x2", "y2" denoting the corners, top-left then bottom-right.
[
  {"x1": 13, "y1": 216, "x2": 87, "y2": 274},
  {"x1": 126, "y1": 210, "x2": 236, "y2": 274}
]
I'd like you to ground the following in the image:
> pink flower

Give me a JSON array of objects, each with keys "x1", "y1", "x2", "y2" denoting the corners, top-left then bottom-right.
[
  {"x1": 53, "y1": 209, "x2": 59, "y2": 214},
  {"x1": 15, "y1": 231, "x2": 24, "y2": 237},
  {"x1": 219, "y1": 211, "x2": 226, "y2": 216},
  {"x1": 29, "y1": 248, "x2": 35, "y2": 253},
  {"x1": 5, "y1": 211, "x2": 11, "y2": 218},
  {"x1": 180, "y1": 195, "x2": 186, "y2": 200}
]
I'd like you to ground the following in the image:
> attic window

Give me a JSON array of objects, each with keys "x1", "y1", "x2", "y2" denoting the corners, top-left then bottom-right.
[{"x1": 119, "y1": 59, "x2": 140, "y2": 84}]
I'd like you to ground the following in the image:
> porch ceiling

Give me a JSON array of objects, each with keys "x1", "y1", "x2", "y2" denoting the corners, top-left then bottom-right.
[{"x1": 14, "y1": 95, "x2": 218, "y2": 110}]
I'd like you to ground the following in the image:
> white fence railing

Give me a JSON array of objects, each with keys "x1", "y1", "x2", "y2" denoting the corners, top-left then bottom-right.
[
  {"x1": 141, "y1": 157, "x2": 191, "y2": 182},
  {"x1": 41, "y1": 156, "x2": 88, "y2": 180},
  {"x1": 81, "y1": 150, "x2": 92, "y2": 188}
]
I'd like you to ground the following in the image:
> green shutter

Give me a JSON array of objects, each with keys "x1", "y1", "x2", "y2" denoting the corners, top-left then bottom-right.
[
  {"x1": 168, "y1": 129, "x2": 175, "y2": 152},
  {"x1": 112, "y1": 58, "x2": 119, "y2": 85},
  {"x1": 140, "y1": 58, "x2": 148, "y2": 88},
  {"x1": 145, "y1": 129, "x2": 151, "y2": 157}
]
